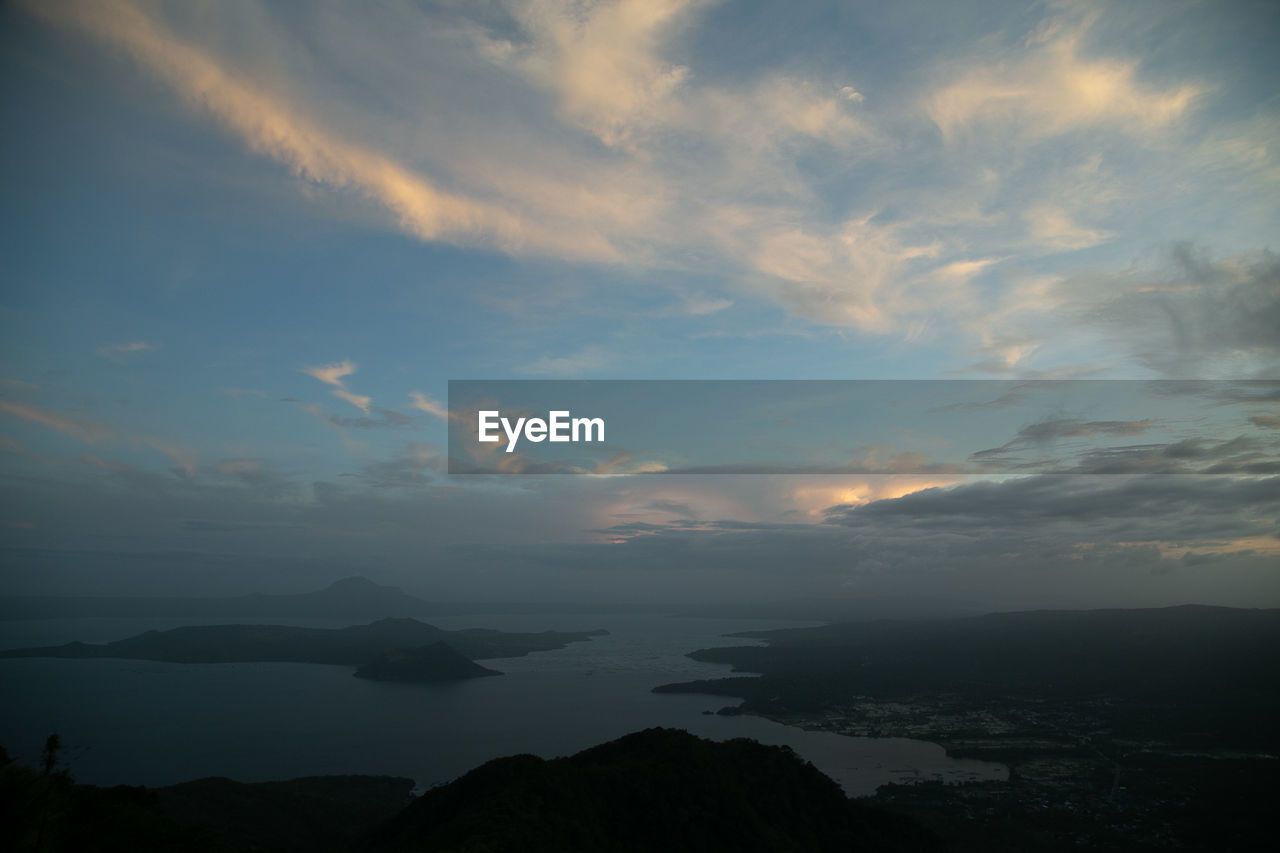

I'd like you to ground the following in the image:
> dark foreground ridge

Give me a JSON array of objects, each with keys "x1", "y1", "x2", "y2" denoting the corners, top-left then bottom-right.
[
  {"x1": 0, "y1": 618, "x2": 607, "y2": 683},
  {"x1": 1, "y1": 730, "x2": 935, "y2": 852},
  {"x1": 0, "y1": 742, "x2": 414, "y2": 853}
]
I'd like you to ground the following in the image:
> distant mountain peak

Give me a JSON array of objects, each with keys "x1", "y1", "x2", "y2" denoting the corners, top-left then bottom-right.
[
  {"x1": 367, "y1": 617, "x2": 428, "y2": 628},
  {"x1": 324, "y1": 576, "x2": 388, "y2": 593}
]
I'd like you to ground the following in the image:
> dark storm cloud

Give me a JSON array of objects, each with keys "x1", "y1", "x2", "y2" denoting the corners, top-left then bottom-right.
[
  {"x1": 576, "y1": 475, "x2": 1277, "y2": 585},
  {"x1": 972, "y1": 418, "x2": 1158, "y2": 463},
  {"x1": 1162, "y1": 436, "x2": 1261, "y2": 459},
  {"x1": 1067, "y1": 244, "x2": 1280, "y2": 377},
  {"x1": 4, "y1": 463, "x2": 1276, "y2": 608},
  {"x1": 453, "y1": 473, "x2": 1278, "y2": 609},
  {"x1": 1069, "y1": 436, "x2": 1280, "y2": 475},
  {"x1": 1144, "y1": 380, "x2": 1280, "y2": 406},
  {"x1": 989, "y1": 432, "x2": 1280, "y2": 475},
  {"x1": 825, "y1": 474, "x2": 1280, "y2": 544},
  {"x1": 1015, "y1": 419, "x2": 1155, "y2": 442},
  {"x1": 968, "y1": 395, "x2": 1280, "y2": 474}
]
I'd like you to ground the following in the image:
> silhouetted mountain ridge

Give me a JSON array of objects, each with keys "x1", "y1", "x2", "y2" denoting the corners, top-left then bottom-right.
[
  {"x1": 0, "y1": 618, "x2": 607, "y2": 682},
  {"x1": 656, "y1": 604, "x2": 1280, "y2": 749}
]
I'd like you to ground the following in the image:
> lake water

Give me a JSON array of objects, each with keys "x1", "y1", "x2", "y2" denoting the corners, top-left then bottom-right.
[{"x1": 0, "y1": 613, "x2": 1005, "y2": 796}]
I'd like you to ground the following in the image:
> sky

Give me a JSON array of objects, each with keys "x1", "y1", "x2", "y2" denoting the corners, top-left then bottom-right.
[{"x1": 0, "y1": 0, "x2": 1277, "y2": 610}]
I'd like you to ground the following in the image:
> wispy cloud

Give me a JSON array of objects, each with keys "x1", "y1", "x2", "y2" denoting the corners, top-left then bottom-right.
[
  {"x1": 331, "y1": 388, "x2": 373, "y2": 414},
  {"x1": 22, "y1": 0, "x2": 914, "y2": 336},
  {"x1": 23, "y1": 0, "x2": 1273, "y2": 376},
  {"x1": 301, "y1": 360, "x2": 357, "y2": 389},
  {"x1": 80, "y1": 454, "x2": 131, "y2": 473},
  {"x1": 139, "y1": 437, "x2": 198, "y2": 477},
  {"x1": 97, "y1": 340, "x2": 157, "y2": 358},
  {"x1": 0, "y1": 400, "x2": 111, "y2": 443},
  {"x1": 25, "y1": 0, "x2": 625, "y2": 264},
  {"x1": 0, "y1": 400, "x2": 202, "y2": 478},
  {"x1": 516, "y1": 346, "x2": 611, "y2": 377},
  {"x1": 654, "y1": 295, "x2": 734, "y2": 318},
  {"x1": 926, "y1": 12, "x2": 1204, "y2": 141},
  {"x1": 408, "y1": 391, "x2": 450, "y2": 421},
  {"x1": 301, "y1": 360, "x2": 371, "y2": 413}
]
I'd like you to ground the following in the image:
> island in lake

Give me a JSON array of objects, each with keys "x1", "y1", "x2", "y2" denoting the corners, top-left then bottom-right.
[{"x1": 0, "y1": 617, "x2": 607, "y2": 683}]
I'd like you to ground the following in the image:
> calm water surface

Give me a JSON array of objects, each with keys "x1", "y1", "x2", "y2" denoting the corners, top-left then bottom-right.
[{"x1": 0, "y1": 614, "x2": 1005, "y2": 796}]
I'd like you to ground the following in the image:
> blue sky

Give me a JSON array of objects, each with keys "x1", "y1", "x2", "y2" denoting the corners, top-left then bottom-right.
[{"x1": 1, "y1": 0, "x2": 1277, "y2": 608}]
